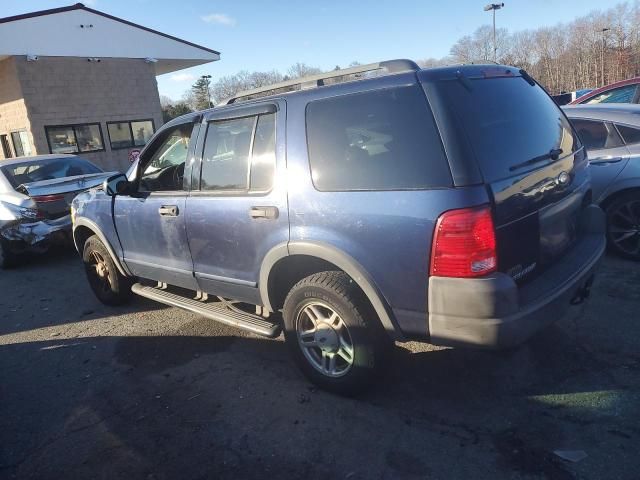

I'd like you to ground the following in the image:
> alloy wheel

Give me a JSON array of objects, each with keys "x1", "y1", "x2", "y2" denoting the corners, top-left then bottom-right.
[
  {"x1": 609, "y1": 200, "x2": 640, "y2": 257},
  {"x1": 87, "y1": 250, "x2": 112, "y2": 294},
  {"x1": 296, "y1": 301, "x2": 355, "y2": 378}
]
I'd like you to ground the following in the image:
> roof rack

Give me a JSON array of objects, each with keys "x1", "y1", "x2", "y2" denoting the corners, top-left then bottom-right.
[{"x1": 220, "y1": 59, "x2": 420, "y2": 105}]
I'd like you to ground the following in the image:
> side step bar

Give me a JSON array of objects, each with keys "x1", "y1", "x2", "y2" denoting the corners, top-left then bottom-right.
[{"x1": 131, "y1": 283, "x2": 281, "y2": 338}]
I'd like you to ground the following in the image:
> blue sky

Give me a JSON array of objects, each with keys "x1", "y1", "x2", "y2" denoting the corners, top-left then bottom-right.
[{"x1": 5, "y1": 0, "x2": 619, "y2": 100}]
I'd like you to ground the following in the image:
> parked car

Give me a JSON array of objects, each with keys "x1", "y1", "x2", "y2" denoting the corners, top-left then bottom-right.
[
  {"x1": 563, "y1": 104, "x2": 640, "y2": 260},
  {"x1": 0, "y1": 154, "x2": 115, "y2": 268},
  {"x1": 552, "y1": 88, "x2": 593, "y2": 106},
  {"x1": 570, "y1": 77, "x2": 640, "y2": 105},
  {"x1": 72, "y1": 61, "x2": 605, "y2": 394}
]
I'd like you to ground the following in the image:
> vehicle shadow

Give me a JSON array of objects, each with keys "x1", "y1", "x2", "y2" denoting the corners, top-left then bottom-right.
[{"x1": 1, "y1": 316, "x2": 637, "y2": 480}]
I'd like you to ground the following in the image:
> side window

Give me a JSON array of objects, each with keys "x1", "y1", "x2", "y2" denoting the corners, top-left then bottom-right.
[
  {"x1": 139, "y1": 123, "x2": 192, "y2": 192},
  {"x1": 571, "y1": 119, "x2": 622, "y2": 150},
  {"x1": 200, "y1": 113, "x2": 276, "y2": 192},
  {"x1": 616, "y1": 124, "x2": 640, "y2": 145},
  {"x1": 584, "y1": 85, "x2": 637, "y2": 104},
  {"x1": 250, "y1": 114, "x2": 276, "y2": 192},
  {"x1": 305, "y1": 86, "x2": 450, "y2": 191}
]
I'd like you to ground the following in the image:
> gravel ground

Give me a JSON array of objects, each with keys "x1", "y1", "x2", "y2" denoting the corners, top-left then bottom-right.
[{"x1": 1, "y1": 249, "x2": 639, "y2": 479}]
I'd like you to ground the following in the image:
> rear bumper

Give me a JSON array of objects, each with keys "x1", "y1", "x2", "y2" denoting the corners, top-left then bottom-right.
[
  {"x1": 427, "y1": 205, "x2": 606, "y2": 349},
  {"x1": 0, "y1": 215, "x2": 71, "y2": 247}
]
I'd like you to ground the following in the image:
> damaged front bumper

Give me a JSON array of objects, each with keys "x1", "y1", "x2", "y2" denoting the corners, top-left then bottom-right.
[{"x1": 0, "y1": 215, "x2": 72, "y2": 248}]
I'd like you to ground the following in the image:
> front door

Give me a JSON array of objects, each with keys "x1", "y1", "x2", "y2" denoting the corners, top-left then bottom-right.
[
  {"x1": 186, "y1": 102, "x2": 288, "y2": 304},
  {"x1": 114, "y1": 121, "x2": 199, "y2": 290}
]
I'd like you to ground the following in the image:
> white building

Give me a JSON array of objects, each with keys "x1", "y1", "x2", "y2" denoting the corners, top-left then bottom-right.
[{"x1": 0, "y1": 3, "x2": 219, "y2": 170}]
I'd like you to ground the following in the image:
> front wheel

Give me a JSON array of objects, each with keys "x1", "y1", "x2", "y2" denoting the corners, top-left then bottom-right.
[
  {"x1": 605, "y1": 192, "x2": 640, "y2": 261},
  {"x1": 283, "y1": 271, "x2": 386, "y2": 396},
  {"x1": 83, "y1": 235, "x2": 133, "y2": 305}
]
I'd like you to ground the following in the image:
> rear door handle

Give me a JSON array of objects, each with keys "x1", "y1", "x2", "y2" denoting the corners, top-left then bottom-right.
[
  {"x1": 590, "y1": 157, "x2": 623, "y2": 165},
  {"x1": 249, "y1": 206, "x2": 278, "y2": 219},
  {"x1": 159, "y1": 205, "x2": 179, "y2": 217}
]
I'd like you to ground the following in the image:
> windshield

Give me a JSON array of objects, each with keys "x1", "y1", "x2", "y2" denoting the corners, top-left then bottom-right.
[
  {"x1": 434, "y1": 76, "x2": 579, "y2": 182},
  {"x1": 0, "y1": 157, "x2": 102, "y2": 189}
]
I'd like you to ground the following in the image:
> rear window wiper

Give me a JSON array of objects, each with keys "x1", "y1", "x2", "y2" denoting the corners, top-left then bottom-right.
[{"x1": 509, "y1": 148, "x2": 563, "y2": 172}]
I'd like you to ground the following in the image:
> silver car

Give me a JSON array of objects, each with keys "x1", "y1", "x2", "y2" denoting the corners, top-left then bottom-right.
[
  {"x1": 0, "y1": 154, "x2": 115, "y2": 268},
  {"x1": 563, "y1": 104, "x2": 640, "y2": 260}
]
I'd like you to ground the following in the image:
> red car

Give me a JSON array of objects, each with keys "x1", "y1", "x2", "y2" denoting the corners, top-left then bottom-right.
[{"x1": 570, "y1": 77, "x2": 640, "y2": 105}]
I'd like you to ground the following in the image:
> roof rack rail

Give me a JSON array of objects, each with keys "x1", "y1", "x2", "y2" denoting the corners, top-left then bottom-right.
[{"x1": 220, "y1": 59, "x2": 420, "y2": 105}]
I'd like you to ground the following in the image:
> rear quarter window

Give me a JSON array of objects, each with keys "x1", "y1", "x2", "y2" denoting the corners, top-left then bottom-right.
[{"x1": 305, "y1": 85, "x2": 451, "y2": 191}]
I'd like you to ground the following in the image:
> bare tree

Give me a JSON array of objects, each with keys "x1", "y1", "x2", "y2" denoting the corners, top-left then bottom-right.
[
  {"x1": 445, "y1": 1, "x2": 640, "y2": 94},
  {"x1": 286, "y1": 62, "x2": 322, "y2": 79}
]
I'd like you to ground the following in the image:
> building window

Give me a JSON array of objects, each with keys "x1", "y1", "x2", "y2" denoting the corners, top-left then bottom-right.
[
  {"x1": 107, "y1": 119, "x2": 155, "y2": 150},
  {"x1": 11, "y1": 131, "x2": 32, "y2": 157},
  {"x1": 45, "y1": 124, "x2": 105, "y2": 154},
  {"x1": 1, "y1": 135, "x2": 13, "y2": 158}
]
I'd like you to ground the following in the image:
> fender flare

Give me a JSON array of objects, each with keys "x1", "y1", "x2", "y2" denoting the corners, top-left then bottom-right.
[
  {"x1": 259, "y1": 241, "x2": 404, "y2": 340},
  {"x1": 73, "y1": 217, "x2": 131, "y2": 277}
]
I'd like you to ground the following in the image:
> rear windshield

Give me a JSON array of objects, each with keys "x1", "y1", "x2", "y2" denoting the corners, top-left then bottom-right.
[
  {"x1": 1, "y1": 157, "x2": 101, "y2": 189},
  {"x1": 306, "y1": 85, "x2": 451, "y2": 191},
  {"x1": 435, "y1": 76, "x2": 579, "y2": 182}
]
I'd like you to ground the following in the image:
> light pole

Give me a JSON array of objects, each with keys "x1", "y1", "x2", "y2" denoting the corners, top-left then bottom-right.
[
  {"x1": 484, "y1": 3, "x2": 505, "y2": 63},
  {"x1": 600, "y1": 27, "x2": 610, "y2": 86},
  {"x1": 201, "y1": 74, "x2": 212, "y2": 107}
]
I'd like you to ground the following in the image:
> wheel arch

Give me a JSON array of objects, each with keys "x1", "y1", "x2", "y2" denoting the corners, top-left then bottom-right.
[
  {"x1": 600, "y1": 184, "x2": 640, "y2": 211},
  {"x1": 73, "y1": 218, "x2": 130, "y2": 277},
  {"x1": 260, "y1": 241, "x2": 404, "y2": 340}
]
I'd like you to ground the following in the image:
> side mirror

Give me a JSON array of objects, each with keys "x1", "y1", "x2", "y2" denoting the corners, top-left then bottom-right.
[{"x1": 103, "y1": 173, "x2": 129, "y2": 196}]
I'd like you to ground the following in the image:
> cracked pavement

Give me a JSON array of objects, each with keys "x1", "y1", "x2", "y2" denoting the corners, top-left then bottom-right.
[{"x1": 1, "y1": 249, "x2": 639, "y2": 479}]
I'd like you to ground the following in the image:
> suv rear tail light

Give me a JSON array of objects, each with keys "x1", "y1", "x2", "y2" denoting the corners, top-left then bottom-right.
[{"x1": 430, "y1": 206, "x2": 497, "y2": 278}]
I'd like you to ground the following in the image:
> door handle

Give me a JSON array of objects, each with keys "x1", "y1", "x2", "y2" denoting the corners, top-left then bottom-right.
[
  {"x1": 159, "y1": 205, "x2": 179, "y2": 217},
  {"x1": 590, "y1": 157, "x2": 623, "y2": 165},
  {"x1": 249, "y1": 206, "x2": 279, "y2": 219}
]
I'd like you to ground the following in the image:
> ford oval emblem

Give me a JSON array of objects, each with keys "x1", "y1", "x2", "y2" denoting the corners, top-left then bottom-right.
[{"x1": 557, "y1": 171, "x2": 570, "y2": 185}]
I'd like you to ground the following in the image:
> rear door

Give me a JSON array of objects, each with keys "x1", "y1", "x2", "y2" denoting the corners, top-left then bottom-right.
[
  {"x1": 424, "y1": 68, "x2": 591, "y2": 283},
  {"x1": 186, "y1": 101, "x2": 288, "y2": 304},
  {"x1": 569, "y1": 118, "x2": 629, "y2": 202}
]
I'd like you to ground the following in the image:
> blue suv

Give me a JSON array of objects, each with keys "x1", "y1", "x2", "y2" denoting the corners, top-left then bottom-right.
[{"x1": 72, "y1": 60, "x2": 605, "y2": 394}]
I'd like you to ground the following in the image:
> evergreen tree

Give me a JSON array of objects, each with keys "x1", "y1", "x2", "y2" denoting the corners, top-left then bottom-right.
[{"x1": 191, "y1": 77, "x2": 212, "y2": 110}]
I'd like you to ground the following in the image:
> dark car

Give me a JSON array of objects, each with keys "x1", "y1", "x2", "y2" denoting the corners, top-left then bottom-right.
[
  {"x1": 564, "y1": 104, "x2": 640, "y2": 260},
  {"x1": 71, "y1": 60, "x2": 605, "y2": 394}
]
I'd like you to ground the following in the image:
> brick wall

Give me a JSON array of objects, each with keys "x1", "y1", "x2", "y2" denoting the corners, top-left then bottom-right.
[
  {"x1": 16, "y1": 56, "x2": 164, "y2": 171},
  {"x1": 0, "y1": 57, "x2": 32, "y2": 160}
]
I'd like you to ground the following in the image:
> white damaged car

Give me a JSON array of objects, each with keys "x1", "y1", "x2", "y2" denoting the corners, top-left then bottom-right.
[{"x1": 0, "y1": 154, "x2": 115, "y2": 268}]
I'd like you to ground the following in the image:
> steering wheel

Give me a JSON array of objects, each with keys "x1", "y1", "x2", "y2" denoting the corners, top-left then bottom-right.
[{"x1": 173, "y1": 163, "x2": 185, "y2": 189}]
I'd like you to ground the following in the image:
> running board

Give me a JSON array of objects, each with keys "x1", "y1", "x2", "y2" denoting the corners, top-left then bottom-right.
[{"x1": 131, "y1": 283, "x2": 281, "y2": 338}]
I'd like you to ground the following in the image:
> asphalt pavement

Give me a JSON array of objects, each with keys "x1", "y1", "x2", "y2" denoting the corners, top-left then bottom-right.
[{"x1": 1, "y1": 249, "x2": 639, "y2": 479}]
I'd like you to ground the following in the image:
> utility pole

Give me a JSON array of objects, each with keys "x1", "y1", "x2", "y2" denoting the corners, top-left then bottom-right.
[
  {"x1": 484, "y1": 3, "x2": 505, "y2": 63},
  {"x1": 600, "y1": 28, "x2": 610, "y2": 86},
  {"x1": 201, "y1": 74, "x2": 212, "y2": 107}
]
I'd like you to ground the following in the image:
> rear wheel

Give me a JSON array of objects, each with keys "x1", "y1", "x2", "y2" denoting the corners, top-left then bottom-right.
[
  {"x1": 605, "y1": 192, "x2": 640, "y2": 261},
  {"x1": 283, "y1": 271, "x2": 386, "y2": 395},
  {"x1": 83, "y1": 235, "x2": 133, "y2": 305}
]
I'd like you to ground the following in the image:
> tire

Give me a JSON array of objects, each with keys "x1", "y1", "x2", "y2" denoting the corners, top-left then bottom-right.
[
  {"x1": 605, "y1": 192, "x2": 640, "y2": 261},
  {"x1": 83, "y1": 235, "x2": 133, "y2": 305},
  {"x1": 0, "y1": 239, "x2": 18, "y2": 269},
  {"x1": 283, "y1": 271, "x2": 386, "y2": 396}
]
